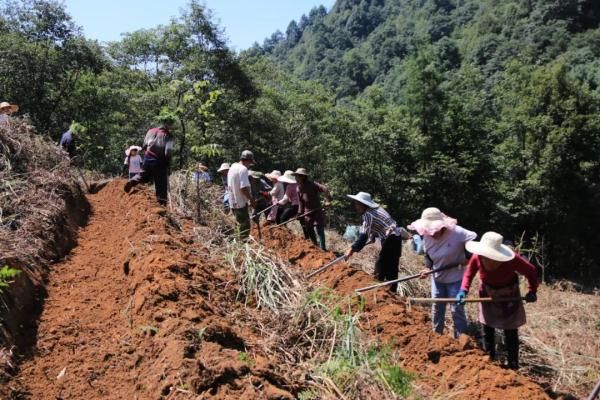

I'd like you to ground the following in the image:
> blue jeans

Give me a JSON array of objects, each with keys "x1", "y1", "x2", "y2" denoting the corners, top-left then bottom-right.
[{"x1": 431, "y1": 279, "x2": 468, "y2": 338}]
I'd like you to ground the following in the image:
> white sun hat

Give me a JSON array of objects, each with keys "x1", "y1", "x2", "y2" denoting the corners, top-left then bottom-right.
[
  {"x1": 408, "y1": 207, "x2": 457, "y2": 236},
  {"x1": 465, "y1": 232, "x2": 516, "y2": 262},
  {"x1": 265, "y1": 170, "x2": 282, "y2": 181},
  {"x1": 217, "y1": 163, "x2": 230, "y2": 173},
  {"x1": 347, "y1": 192, "x2": 379, "y2": 208},
  {"x1": 125, "y1": 145, "x2": 142, "y2": 156},
  {"x1": 278, "y1": 170, "x2": 296, "y2": 184},
  {"x1": 0, "y1": 102, "x2": 18, "y2": 114}
]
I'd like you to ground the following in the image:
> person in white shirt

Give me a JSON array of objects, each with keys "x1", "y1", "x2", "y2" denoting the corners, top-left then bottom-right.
[
  {"x1": 266, "y1": 170, "x2": 284, "y2": 223},
  {"x1": 227, "y1": 150, "x2": 255, "y2": 238},
  {"x1": 409, "y1": 207, "x2": 477, "y2": 338},
  {"x1": 0, "y1": 102, "x2": 18, "y2": 125}
]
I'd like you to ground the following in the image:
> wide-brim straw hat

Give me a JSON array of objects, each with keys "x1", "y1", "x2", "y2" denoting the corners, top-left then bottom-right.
[
  {"x1": 125, "y1": 145, "x2": 142, "y2": 156},
  {"x1": 217, "y1": 163, "x2": 230, "y2": 173},
  {"x1": 278, "y1": 170, "x2": 296, "y2": 184},
  {"x1": 347, "y1": 192, "x2": 379, "y2": 208},
  {"x1": 0, "y1": 102, "x2": 18, "y2": 114},
  {"x1": 466, "y1": 232, "x2": 515, "y2": 262},
  {"x1": 408, "y1": 207, "x2": 457, "y2": 236},
  {"x1": 266, "y1": 170, "x2": 282, "y2": 181},
  {"x1": 293, "y1": 167, "x2": 309, "y2": 176}
]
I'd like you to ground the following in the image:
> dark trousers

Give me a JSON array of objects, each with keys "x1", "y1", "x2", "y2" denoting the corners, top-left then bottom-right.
[
  {"x1": 252, "y1": 202, "x2": 269, "y2": 223},
  {"x1": 280, "y1": 204, "x2": 298, "y2": 223},
  {"x1": 129, "y1": 157, "x2": 168, "y2": 205},
  {"x1": 483, "y1": 324, "x2": 519, "y2": 369},
  {"x1": 233, "y1": 206, "x2": 251, "y2": 239},
  {"x1": 304, "y1": 224, "x2": 326, "y2": 251},
  {"x1": 375, "y1": 235, "x2": 402, "y2": 293}
]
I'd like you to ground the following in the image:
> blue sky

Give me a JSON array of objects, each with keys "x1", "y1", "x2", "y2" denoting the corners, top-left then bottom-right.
[{"x1": 63, "y1": 0, "x2": 335, "y2": 51}]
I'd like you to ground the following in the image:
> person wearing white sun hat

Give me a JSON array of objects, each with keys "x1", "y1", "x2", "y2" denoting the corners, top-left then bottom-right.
[
  {"x1": 123, "y1": 145, "x2": 143, "y2": 179},
  {"x1": 277, "y1": 170, "x2": 300, "y2": 224},
  {"x1": 345, "y1": 192, "x2": 410, "y2": 293},
  {"x1": 457, "y1": 231, "x2": 539, "y2": 370},
  {"x1": 265, "y1": 170, "x2": 284, "y2": 223},
  {"x1": 0, "y1": 101, "x2": 18, "y2": 125},
  {"x1": 408, "y1": 207, "x2": 477, "y2": 338}
]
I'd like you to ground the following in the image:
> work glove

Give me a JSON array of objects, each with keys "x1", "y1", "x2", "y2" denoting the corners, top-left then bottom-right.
[
  {"x1": 455, "y1": 290, "x2": 466, "y2": 305},
  {"x1": 524, "y1": 291, "x2": 537, "y2": 303}
]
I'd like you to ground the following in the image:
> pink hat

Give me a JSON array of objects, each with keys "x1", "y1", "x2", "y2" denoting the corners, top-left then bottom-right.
[{"x1": 408, "y1": 207, "x2": 457, "y2": 236}]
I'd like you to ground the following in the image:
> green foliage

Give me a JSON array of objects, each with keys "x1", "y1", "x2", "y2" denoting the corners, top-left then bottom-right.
[{"x1": 0, "y1": 265, "x2": 21, "y2": 294}]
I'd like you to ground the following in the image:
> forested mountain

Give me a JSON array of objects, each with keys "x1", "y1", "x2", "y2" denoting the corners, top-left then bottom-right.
[
  {"x1": 1, "y1": 0, "x2": 599, "y2": 284},
  {"x1": 246, "y1": 0, "x2": 600, "y2": 284},
  {"x1": 255, "y1": 0, "x2": 600, "y2": 100}
]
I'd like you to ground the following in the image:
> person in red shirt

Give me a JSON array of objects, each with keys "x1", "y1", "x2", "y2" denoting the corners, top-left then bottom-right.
[
  {"x1": 294, "y1": 168, "x2": 332, "y2": 251},
  {"x1": 456, "y1": 231, "x2": 539, "y2": 370}
]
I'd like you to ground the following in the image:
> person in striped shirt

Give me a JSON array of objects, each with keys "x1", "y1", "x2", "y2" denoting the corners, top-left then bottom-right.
[{"x1": 345, "y1": 192, "x2": 410, "y2": 293}]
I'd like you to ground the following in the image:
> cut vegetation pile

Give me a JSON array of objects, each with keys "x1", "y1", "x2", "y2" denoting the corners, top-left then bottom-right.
[{"x1": 0, "y1": 119, "x2": 88, "y2": 377}]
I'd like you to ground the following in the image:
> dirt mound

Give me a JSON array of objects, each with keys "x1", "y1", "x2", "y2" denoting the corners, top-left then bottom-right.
[
  {"x1": 5, "y1": 181, "x2": 299, "y2": 399},
  {"x1": 260, "y1": 227, "x2": 552, "y2": 399}
]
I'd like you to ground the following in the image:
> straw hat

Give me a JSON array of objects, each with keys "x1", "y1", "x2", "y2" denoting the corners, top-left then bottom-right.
[
  {"x1": 347, "y1": 192, "x2": 379, "y2": 208},
  {"x1": 265, "y1": 170, "x2": 282, "y2": 181},
  {"x1": 0, "y1": 102, "x2": 18, "y2": 114},
  {"x1": 217, "y1": 163, "x2": 230, "y2": 173},
  {"x1": 125, "y1": 145, "x2": 142, "y2": 156},
  {"x1": 278, "y1": 170, "x2": 296, "y2": 184},
  {"x1": 292, "y1": 167, "x2": 309, "y2": 176},
  {"x1": 407, "y1": 207, "x2": 457, "y2": 236},
  {"x1": 465, "y1": 232, "x2": 515, "y2": 262}
]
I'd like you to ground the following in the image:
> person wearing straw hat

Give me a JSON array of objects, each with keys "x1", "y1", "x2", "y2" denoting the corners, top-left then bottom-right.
[
  {"x1": 408, "y1": 207, "x2": 476, "y2": 338},
  {"x1": 227, "y1": 150, "x2": 255, "y2": 239},
  {"x1": 0, "y1": 102, "x2": 18, "y2": 125},
  {"x1": 192, "y1": 162, "x2": 211, "y2": 183},
  {"x1": 345, "y1": 192, "x2": 410, "y2": 293},
  {"x1": 294, "y1": 168, "x2": 332, "y2": 250},
  {"x1": 217, "y1": 163, "x2": 231, "y2": 211},
  {"x1": 123, "y1": 145, "x2": 143, "y2": 179},
  {"x1": 124, "y1": 113, "x2": 176, "y2": 206},
  {"x1": 266, "y1": 170, "x2": 284, "y2": 223},
  {"x1": 457, "y1": 232, "x2": 538, "y2": 370},
  {"x1": 277, "y1": 170, "x2": 300, "y2": 223}
]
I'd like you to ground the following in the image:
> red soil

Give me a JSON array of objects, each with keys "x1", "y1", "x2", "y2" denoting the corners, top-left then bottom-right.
[
  {"x1": 4, "y1": 179, "x2": 552, "y2": 399},
  {"x1": 260, "y1": 227, "x2": 551, "y2": 400},
  {"x1": 6, "y1": 181, "x2": 298, "y2": 399}
]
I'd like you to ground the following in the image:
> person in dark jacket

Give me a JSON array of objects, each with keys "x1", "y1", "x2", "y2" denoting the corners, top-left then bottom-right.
[
  {"x1": 249, "y1": 171, "x2": 272, "y2": 223},
  {"x1": 294, "y1": 168, "x2": 331, "y2": 250},
  {"x1": 59, "y1": 127, "x2": 76, "y2": 158},
  {"x1": 345, "y1": 192, "x2": 410, "y2": 293},
  {"x1": 124, "y1": 114, "x2": 176, "y2": 205}
]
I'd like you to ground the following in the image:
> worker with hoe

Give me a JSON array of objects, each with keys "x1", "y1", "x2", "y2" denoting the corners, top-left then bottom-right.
[
  {"x1": 277, "y1": 170, "x2": 300, "y2": 223},
  {"x1": 457, "y1": 232, "x2": 538, "y2": 370},
  {"x1": 408, "y1": 207, "x2": 476, "y2": 338},
  {"x1": 227, "y1": 150, "x2": 255, "y2": 239},
  {"x1": 249, "y1": 170, "x2": 272, "y2": 223},
  {"x1": 124, "y1": 113, "x2": 176, "y2": 206},
  {"x1": 294, "y1": 168, "x2": 332, "y2": 251},
  {"x1": 344, "y1": 192, "x2": 410, "y2": 293}
]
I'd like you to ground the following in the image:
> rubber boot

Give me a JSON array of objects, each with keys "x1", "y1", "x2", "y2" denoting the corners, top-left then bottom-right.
[
  {"x1": 483, "y1": 325, "x2": 496, "y2": 361},
  {"x1": 505, "y1": 329, "x2": 519, "y2": 370}
]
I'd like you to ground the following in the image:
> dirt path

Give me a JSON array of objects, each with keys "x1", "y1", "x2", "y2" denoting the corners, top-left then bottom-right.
[
  {"x1": 11, "y1": 181, "x2": 297, "y2": 400},
  {"x1": 14, "y1": 182, "x2": 151, "y2": 399}
]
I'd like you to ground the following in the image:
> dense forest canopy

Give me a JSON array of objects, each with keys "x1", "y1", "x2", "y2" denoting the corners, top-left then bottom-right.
[{"x1": 1, "y1": 0, "x2": 599, "y2": 284}]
